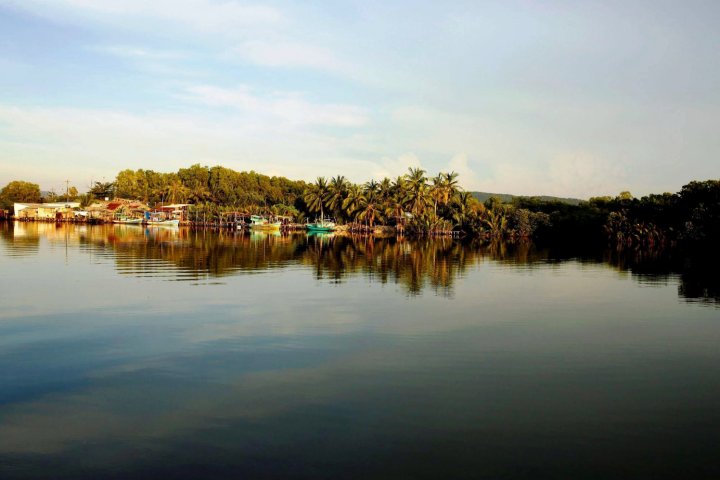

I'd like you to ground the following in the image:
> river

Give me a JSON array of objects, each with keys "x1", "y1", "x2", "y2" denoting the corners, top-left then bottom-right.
[{"x1": 1, "y1": 222, "x2": 718, "y2": 479}]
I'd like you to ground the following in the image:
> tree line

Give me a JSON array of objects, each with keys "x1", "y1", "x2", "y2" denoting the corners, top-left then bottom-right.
[{"x1": 1, "y1": 165, "x2": 718, "y2": 246}]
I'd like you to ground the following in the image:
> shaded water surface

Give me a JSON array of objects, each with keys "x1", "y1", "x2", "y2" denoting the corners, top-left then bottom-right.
[{"x1": 1, "y1": 223, "x2": 719, "y2": 479}]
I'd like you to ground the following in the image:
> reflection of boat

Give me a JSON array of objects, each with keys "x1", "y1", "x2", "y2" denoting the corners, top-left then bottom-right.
[
  {"x1": 250, "y1": 230, "x2": 281, "y2": 239},
  {"x1": 307, "y1": 231, "x2": 335, "y2": 238},
  {"x1": 306, "y1": 216, "x2": 336, "y2": 232},
  {"x1": 114, "y1": 217, "x2": 143, "y2": 225},
  {"x1": 250, "y1": 215, "x2": 281, "y2": 230}
]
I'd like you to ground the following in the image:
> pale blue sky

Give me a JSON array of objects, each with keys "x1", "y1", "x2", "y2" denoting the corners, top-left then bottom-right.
[{"x1": 1, "y1": 0, "x2": 718, "y2": 197}]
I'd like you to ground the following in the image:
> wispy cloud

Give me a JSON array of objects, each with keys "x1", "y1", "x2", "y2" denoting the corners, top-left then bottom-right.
[
  {"x1": 232, "y1": 40, "x2": 353, "y2": 74},
  {"x1": 184, "y1": 85, "x2": 368, "y2": 127},
  {"x1": 448, "y1": 153, "x2": 479, "y2": 189},
  {"x1": 89, "y1": 45, "x2": 187, "y2": 60},
  {"x1": 0, "y1": 102, "x2": 377, "y2": 190},
  {"x1": 454, "y1": 152, "x2": 628, "y2": 199},
  {"x1": 369, "y1": 153, "x2": 423, "y2": 180},
  {"x1": 7, "y1": 0, "x2": 285, "y2": 34}
]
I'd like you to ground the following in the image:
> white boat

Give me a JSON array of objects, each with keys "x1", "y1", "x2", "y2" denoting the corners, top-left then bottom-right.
[
  {"x1": 249, "y1": 215, "x2": 281, "y2": 230},
  {"x1": 146, "y1": 218, "x2": 180, "y2": 227},
  {"x1": 114, "y1": 217, "x2": 143, "y2": 225},
  {"x1": 144, "y1": 212, "x2": 180, "y2": 227}
]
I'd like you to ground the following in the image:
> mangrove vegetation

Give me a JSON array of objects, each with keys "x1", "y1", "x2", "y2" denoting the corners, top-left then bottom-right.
[{"x1": 1, "y1": 164, "x2": 719, "y2": 248}]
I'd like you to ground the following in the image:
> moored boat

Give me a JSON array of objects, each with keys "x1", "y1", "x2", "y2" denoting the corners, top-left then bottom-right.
[
  {"x1": 249, "y1": 215, "x2": 281, "y2": 230},
  {"x1": 306, "y1": 217, "x2": 336, "y2": 232},
  {"x1": 114, "y1": 217, "x2": 143, "y2": 225},
  {"x1": 144, "y1": 211, "x2": 180, "y2": 227},
  {"x1": 146, "y1": 218, "x2": 180, "y2": 227}
]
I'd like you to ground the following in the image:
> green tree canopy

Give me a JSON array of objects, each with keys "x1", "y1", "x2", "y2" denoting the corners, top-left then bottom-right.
[{"x1": 1, "y1": 180, "x2": 42, "y2": 209}]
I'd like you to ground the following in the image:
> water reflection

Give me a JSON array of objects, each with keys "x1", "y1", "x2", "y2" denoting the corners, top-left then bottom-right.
[
  {"x1": 1, "y1": 222, "x2": 718, "y2": 304},
  {"x1": 2, "y1": 222, "x2": 720, "y2": 479}
]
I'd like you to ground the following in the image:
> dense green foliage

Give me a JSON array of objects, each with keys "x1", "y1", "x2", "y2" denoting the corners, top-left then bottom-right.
[
  {"x1": 0, "y1": 180, "x2": 41, "y2": 210},
  {"x1": 302, "y1": 169, "x2": 467, "y2": 234},
  {"x1": 112, "y1": 165, "x2": 307, "y2": 216},
  {"x1": 3, "y1": 167, "x2": 718, "y2": 246},
  {"x1": 514, "y1": 180, "x2": 720, "y2": 248}
]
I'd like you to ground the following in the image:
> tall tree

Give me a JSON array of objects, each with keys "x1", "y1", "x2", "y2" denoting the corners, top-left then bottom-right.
[
  {"x1": 403, "y1": 167, "x2": 430, "y2": 216},
  {"x1": 342, "y1": 184, "x2": 366, "y2": 221},
  {"x1": 304, "y1": 177, "x2": 329, "y2": 220},
  {"x1": 89, "y1": 181, "x2": 116, "y2": 200},
  {"x1": 0, "y1": 180, "x2": 41, "y2": 209},
  {"x1": 326, "y1": 175, "x2": 349, "y2": 220},
  {"x1": 178, "y1": 164, "x2": 211, "y2": 203}
]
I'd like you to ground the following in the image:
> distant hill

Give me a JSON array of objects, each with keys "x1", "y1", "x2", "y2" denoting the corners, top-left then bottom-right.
[{"x1": 470, "y1": 192, "x2": 583, "y2": 206}]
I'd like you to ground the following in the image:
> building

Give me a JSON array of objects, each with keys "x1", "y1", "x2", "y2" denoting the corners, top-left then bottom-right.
[
  {"x1": 156, "y1": 204, "x2": 190, "y2": 221},
  {"x1": 14, "y1": 202, "x2": 81, "y2": 220},
  {"x1": 86, "y1": 199, "x2": 150, "y2": 222}
]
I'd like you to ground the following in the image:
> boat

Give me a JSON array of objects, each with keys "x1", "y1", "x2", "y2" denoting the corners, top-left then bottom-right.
[
  {"x1": 306, "y1": 216, "x2": 336, "y2": 232},
  {"x1": 114, "y1": 217, "x2": 143, "y2": 225},
  {"x1": 145, "y1": 218, "x2": 180, "y2": 227},
  {"x1": 144, "y1": 211, "x2": 180, "y2": 227},
  {"x1": 249, "y1": 215, "x2": 282, "y2": 230}
]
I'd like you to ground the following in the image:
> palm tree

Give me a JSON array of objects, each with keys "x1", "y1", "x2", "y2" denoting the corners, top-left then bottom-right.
[
  {"x1": 405, "y1": 167, "x2": 426, "y2": 188},
  {"x1": 359, "y1": 183, "x2": 381, "y2": 227},
  {"x1": 304, "y1": 177, "x2": 329, "y2": 220},
  {"x1": 364, "y1": 179, "x2": 379, "y2": 196},
  {"x1": 429, "y1": 171, "x2": 461, "y2": 218},
  {"x1": 188, "y1": 183, "x2": 211, "y2": 204},
  {"x1": 444, "y1": 171, "x2": 459, "y2": 191},
  {"x1": 451, "y1": 191, "x2": 473, "y2": 231},
  {"x1": 342, "y1": 184, "x2": 366, "y2": 222},
  {"x1": 385, "y1": 176, "x2": 408, "y2": 225},
  {"x1": 164, "y1": 178, "x2": 189, "y2": 204},
  {"x1": 430, "y1": 174, "x2": 445, "y2": 217},
  {"x1": 482, "y1": 207, "x2": 508, "y2": 237},
  {"x1": 378, "y1": 177, "x2": 392, "y2": 198},
  {"x1": 403, "y1": 167, "x2": 430, "y2": 217},
  {"x1": 326, "y1": 175, "x2": 349, "y2": 220},
  {"x1": 441, "y1": 171, "x2": 460, "y2": 208}
]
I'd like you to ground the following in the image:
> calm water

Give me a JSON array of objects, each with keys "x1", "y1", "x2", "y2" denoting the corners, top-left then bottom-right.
[{"x1": 1, "y1": 222, "x2": 719, "y2": 479}]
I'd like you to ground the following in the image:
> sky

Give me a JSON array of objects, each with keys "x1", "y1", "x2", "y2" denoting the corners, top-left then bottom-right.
[{"x1": 0, "y1": 0, "x2": 718, "y2": 198}]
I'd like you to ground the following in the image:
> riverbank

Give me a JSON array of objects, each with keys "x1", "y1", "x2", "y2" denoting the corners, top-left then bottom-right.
[{"x1": 7, "y1": 218, "x2": 460, "y2": 236}]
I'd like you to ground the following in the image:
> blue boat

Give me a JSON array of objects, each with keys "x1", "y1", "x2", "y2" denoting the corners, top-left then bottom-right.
[{"x1": 306, "y1": 216, "x2": 336, "y2": 232}]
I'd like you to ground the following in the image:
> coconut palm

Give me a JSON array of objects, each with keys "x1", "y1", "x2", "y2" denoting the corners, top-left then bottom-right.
[
  {"x1": 164, "y1": 178, "x2": 190, "y2": 204},
  {"x1": 403, "y1": 167, "x2": 431, "y2": 217},
  {"x1": 342, "y1": 184, "x2": 366, "y2": 222},
  {"x1": 358, "y1": 184, "x2": 381, "y2": 227},
  {"x1": 378, "y1": 177, "x2": 392, "y2": 198},
  {"x1": 304, "y1": 177, "x2": 329, "y2": 220},
  {"x1": 364, "y1": 179, "x2": 379, "y2": 196},
  {"x1": 441, "y1": 171, "x2": 460, "y2": 207},
  {"x1": 383, "y1": 176, "x2": 408, "y2": 225},
  {"x1": 482, "y1": 207, "x2": 509, "y2": 237},
  {"x1": 451, "y1": 191, "x2": 475, "y2": 232},
  {"x1": 326, "y1": 175, "x2": 349, "y2": 220},
  {"x1": 430, "y1": 174, "x2": 445, "y2": 217},
  {"x1": 405, "y1": 167, "x2": 426, "y2": 189}
]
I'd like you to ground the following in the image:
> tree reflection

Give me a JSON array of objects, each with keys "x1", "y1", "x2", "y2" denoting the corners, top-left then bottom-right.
[
  {"x1": 599, "y1": 245, "x2": 720, "y2": 306},
  {"x1": 1, "y1": 222, "x2": 717, "y2": 304}
]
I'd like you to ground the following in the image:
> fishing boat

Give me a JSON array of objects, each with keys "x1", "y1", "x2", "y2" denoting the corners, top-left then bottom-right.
[
  {"x1": 306, "y1": 216, "x2": 336, "y2": 232},
  {"x1": 249, "y1": 215, "x2": 281, "y2": 230},
  {"x1": 146, "y1": 218, "x2": 180, "y2": 227},
  {"x1": 144, "y1": 211, "x2": 180, "y2": 227},
  {"x1": 114, "y1": 217, "x2": 143, "y2": 225}
]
